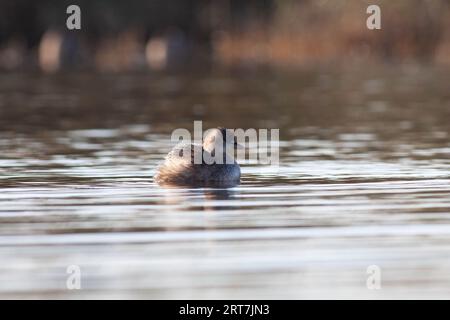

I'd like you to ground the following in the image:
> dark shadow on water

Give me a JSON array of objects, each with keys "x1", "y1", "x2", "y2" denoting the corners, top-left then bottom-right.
[
  {"x1": 156, "y1": 179, "x2": 240, "y2": 189},
  {"x1": 156, "y1": 181, "x2": 238, "y2": 211}
]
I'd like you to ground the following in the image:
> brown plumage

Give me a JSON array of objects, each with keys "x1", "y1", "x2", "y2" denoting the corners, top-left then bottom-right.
[{"x1": 154, "y1": 128, "x2": 241, "y2": 187}]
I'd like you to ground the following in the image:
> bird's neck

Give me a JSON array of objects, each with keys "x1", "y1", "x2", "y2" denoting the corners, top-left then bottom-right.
[{"x1": 203, "y1": 143, "x2": 235, "y2": 164}]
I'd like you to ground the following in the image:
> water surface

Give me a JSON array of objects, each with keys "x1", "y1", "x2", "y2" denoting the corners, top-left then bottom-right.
[{"x1": 1, "y1": 66, "x2": 450, "y2": 298}]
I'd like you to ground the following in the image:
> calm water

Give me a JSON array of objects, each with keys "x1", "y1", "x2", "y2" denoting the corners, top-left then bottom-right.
[{"x1": 0, "y1": 66, "x2": 450, "y2": 299}]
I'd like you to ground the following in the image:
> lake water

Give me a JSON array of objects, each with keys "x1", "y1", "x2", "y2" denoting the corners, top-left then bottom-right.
[{"x1": 0, "y1": 65, "x2": 449, "y2": 299}]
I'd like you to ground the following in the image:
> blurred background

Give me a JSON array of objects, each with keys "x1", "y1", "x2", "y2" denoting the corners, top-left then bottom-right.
[{"x1": 1, "y1": 0, "x2": 450, "y2": 72}]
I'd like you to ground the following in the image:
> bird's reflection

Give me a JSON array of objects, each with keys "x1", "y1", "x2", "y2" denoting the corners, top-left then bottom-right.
[{"x1": 156, "y1": 181, "x2": 238, "y2": 211}]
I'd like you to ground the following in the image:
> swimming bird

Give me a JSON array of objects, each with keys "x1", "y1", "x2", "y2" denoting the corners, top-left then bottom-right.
[{"x1": 154, "y1": 128, "x2": 241, "y2": 187}]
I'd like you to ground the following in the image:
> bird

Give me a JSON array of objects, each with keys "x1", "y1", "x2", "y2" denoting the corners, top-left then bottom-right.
[{"x1": 154, "y1": 127, "x2": 241, "y2": 187}]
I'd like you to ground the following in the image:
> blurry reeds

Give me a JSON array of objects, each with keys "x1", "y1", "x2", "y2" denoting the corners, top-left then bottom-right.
[{"x1": 0, "y1": 0, "x2": 450, "y2": 72}]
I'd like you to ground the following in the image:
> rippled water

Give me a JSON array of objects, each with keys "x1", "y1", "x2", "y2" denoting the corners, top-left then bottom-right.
[{"x1": 1, "y1": 66, "x2": 450, "y2": 298}]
